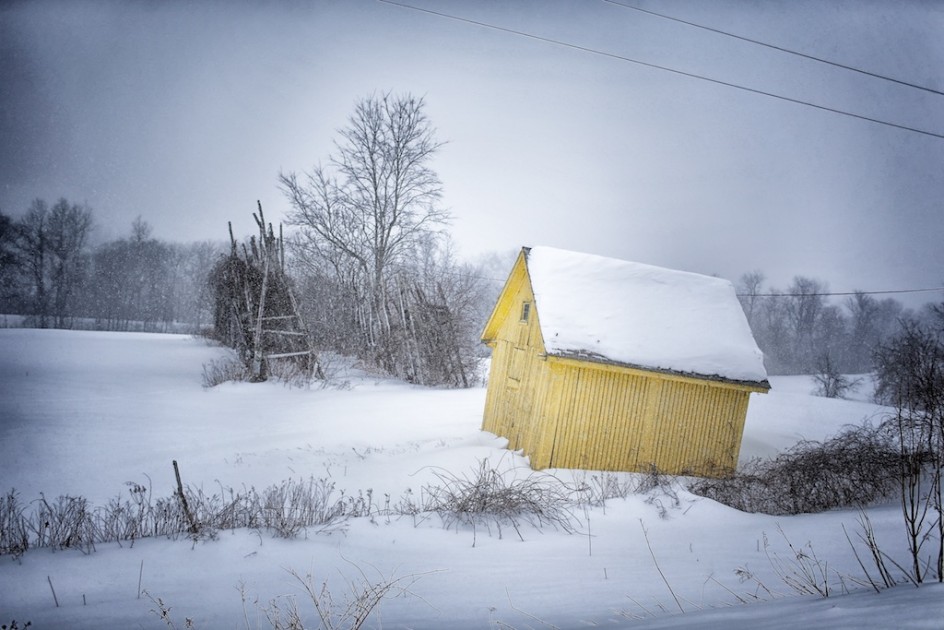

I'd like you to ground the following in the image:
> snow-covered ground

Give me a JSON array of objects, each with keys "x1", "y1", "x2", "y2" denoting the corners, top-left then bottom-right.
[{"x1": 0, "y1": 329, "x2": 941, "y2": 629}]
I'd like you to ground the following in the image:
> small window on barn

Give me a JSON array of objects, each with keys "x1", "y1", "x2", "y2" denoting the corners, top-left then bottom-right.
[{"x1": 520, "y1": 301, "x2": 531, "y2": 323}]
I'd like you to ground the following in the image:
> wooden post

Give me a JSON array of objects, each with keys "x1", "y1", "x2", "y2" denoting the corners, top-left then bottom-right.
[
  {"x1": 48, "y1": 575, "x2": 60, "y2": 607},
  {"x1": 173, "y1": 460, "x2": 198, "y2": 535},
  {"x1": 250, "y1": 248, "x2": 270, "y2": 381}
]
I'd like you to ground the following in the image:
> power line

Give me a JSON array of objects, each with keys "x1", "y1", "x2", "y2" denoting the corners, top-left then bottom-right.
[
  {"x1": 377, "y1": 0, "x2": 944, "y2": 140},
  {"x1": 738, "y1": 287, "x2": 944, "y2": 299},
  {"x1": 436, "y1": 264, "x2": 943, "y2": 301},
  {"x1": 602, "y1": 0, "x2": 944, "y2": 98}
]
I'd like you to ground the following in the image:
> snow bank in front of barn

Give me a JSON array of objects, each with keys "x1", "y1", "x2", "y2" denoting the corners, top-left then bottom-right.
[{"x1": 526, "y1": 246, "x2": 768, "y2": 384}]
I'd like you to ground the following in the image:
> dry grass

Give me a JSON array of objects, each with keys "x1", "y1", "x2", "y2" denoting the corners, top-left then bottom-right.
[{"x1": 0, "y1": 477, "x2": 369, "y2": 559}]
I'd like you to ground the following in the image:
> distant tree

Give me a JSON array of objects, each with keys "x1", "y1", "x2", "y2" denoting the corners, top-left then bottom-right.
[
  {"x1": 14, "y1": 199, "x2": 52, "y2": 326},
  {"x1": 737, "y1": 270, "x2": 766, "y2": 329},
  {"x1": 756, "y1": 288, "x2": 790, "y2": 373},
  {"x1": 783, "y1": 276, "x2": 828, "y2": 372},
  {"x1": 0, "y1": 210, "x2": 20, "y2": 305},
  {"x1": 811, "y1": 352, "x2": 861, "y2": 398},
  {"x1": 89, "y1": 217, "x2": 176, "y2": 331},
  {"x1": 171, "y1": 240, "x2": 221, "y2": 332},
  {"x1": 846, "y1": 291, "x2": 882, "y2": 371},
  {"x1": 45, "y1": 199, "x2": 93, "y2": 326},
  {"x1": 815, "y1": 304, "x2": 849, "y2": 368}
]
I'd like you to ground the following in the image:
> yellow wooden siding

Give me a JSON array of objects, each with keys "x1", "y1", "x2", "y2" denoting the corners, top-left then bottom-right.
[
  {"x1": 481, "y1": 250, "x2": 550, "y2": 454},
  {"x1": 532, "y1": 361, "x2": 753, "y2": 476},
  {"x1": 481, "y1": 248, "x2": 762, "y2": 478}
]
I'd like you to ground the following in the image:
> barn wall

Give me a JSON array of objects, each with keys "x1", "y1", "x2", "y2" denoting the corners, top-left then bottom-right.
[
  {"x1": 527, "y1": 359, "x2": 756, "y2": 476},
  {"x1": 481, "y1": 253, "x2": 549, "y2": 450}
]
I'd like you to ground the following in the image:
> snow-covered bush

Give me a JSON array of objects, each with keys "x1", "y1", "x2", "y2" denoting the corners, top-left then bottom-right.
[
  {"x1": 421, "y1": 459, "x2": 579, "y2": 542},
  {"x1": 691, "y1": 422, "x2": 900, "y2": 514}
]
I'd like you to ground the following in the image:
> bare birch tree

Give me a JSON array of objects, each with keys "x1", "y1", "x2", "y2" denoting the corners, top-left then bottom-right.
[
  {"x1": 280, "y1": 93, "x2": 447, "y2": 309},
  {"x1": 281, "y1": 93, "x2": 471, "y2": 383}
]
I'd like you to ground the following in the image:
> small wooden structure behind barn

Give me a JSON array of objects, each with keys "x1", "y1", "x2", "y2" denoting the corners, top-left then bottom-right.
[{"x1": 481, "y1": 247, "x2": 770, "y2": 477}]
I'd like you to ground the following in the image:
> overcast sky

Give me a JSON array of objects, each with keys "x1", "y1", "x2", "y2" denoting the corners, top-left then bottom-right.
[{"x1": 2, "y1": 0, "x2": 942, "y2": 306}]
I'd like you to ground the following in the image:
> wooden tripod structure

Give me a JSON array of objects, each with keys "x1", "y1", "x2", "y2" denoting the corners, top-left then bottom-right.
[{"x1": 224, "y1": 202, "x2": 322, "y2": 382}]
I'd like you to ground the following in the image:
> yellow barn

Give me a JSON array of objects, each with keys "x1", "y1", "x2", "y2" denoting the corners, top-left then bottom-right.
[{"x1": 481, "y1": 246, "x2": 770, "y2": 478}]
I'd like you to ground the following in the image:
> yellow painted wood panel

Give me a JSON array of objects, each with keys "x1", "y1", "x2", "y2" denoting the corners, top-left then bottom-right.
[{"x1": 532, "y1": 365, "x2": 755, "y2": 476}]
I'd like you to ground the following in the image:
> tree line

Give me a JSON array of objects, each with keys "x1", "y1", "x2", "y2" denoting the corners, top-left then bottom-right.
[
  {"x1": 737, "y1": 271, "x2": 942, "y2": 376},
  {"x1": 0, "y1": 93, "x2": 498, "y2": 387},
  {"x1": 3, "y1": 92, "x2": 940, "y2": 388},
  {"x1": 0, "y1": 200, "x2": 219, "y2": 333}
]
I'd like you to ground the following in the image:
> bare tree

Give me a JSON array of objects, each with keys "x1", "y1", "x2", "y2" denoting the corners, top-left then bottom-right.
[
  {"x1": 172, "y1": 240, "x2": 222, "y2": 332},
  {"x1": 280, "y1": 93, "x2": 447, "y2": 311},
  {"x1": 846, "y1": 291, "x2": 882, "y2": 372},
  {"x1": 784, "y1": 276, "x2": 828, "y2": 372},
  {"x1": 89, "y1": 218, "x2": 177, "y2": 331},
  {"x1": 812, "y1": 352, "x2": 861, "y2": 398},
  {"x1": 0, "y1": 210, "x2": 20, "y2": 305},
  {"x1": 281, "y1": 93, "x2": 478, "y2": 384},
  {"x1": 873, "y1": 318, "x2": 944, "y2": 582},
  {"x1": 44, "y1": 199, "x2": 93, "y2": 327},
  {"x1": 737, "y1": 270, "x2": 766, "y2": 329},
  {"x1": 14, "y1": 199, "x2": 52, "y2": 326},
  {"x1": 13, "y1": 198, "x2": 93, "y2": 328}
]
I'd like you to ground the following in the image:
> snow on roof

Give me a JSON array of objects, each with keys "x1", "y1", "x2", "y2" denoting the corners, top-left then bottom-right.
[{"x1": 526, "y1": 246, "x2": 768, "y2": 384}]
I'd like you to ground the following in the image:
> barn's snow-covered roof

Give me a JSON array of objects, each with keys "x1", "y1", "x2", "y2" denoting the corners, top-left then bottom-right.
[{"x1": 526, "y1": 246, "x2": 768, "y2": 385}]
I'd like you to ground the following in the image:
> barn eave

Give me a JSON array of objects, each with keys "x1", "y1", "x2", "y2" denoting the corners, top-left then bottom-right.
[{"x1": 546, "y1": 350, "x2": 771, "y2": 393}]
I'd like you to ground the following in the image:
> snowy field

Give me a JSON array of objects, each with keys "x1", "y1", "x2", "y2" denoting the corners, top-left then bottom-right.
[{"x1": 1, "y1": 329, "x2": 942, "y2": 629}]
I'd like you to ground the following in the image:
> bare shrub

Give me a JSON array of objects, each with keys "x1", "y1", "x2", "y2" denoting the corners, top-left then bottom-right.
[
  {"x1": 259, "y1": 477, "x2": 346, "y2": 538},
  {"x1": 265, "y1": 357, "x2": 314, "y2": 389},
  {"x1": 842, "y1": 511, "x2": 904, "y2": 592},
  {"x1": 764, "y1": 526, "x2": 833, "y2": 597},
  {"x1": 0, "y1": 490, "x2": 29, "y2": 560},
  {"x1": 0, "y1": 476, "x2": 359, "y2": 557},
  {"x1": 422, "y1": 459, "x2": 579, "y2": 542},
  {"x1": 97, "y1": 481, "x2": 152, "y2": 545},
  {"x1": 29, "y1": 494, "x2": 96, "y2": 554},
  {"x1": 733, "y1": 527, "x2": 840, "y2": 600},
  {"x1": 691, "y1": 422, "x2": 900, "y2": 514},
  {"x1": 145, "y1": 590, "x2": 195, "y2": 629},
  {"x1": 201, "y1": 356, "x2": 248, "y2": 388},
  {"x1": 203, "y1": 354, "x2": 324, "y2": 389},
  {"x1": 639, "y1": 467, "x2": 682, "y2": 519},
  {"x1": 261, "y1": 565, "x2": 427, "y2": 630},
  {"x1": 570, "y1": 471, "x2": 640, "y2": 510}
]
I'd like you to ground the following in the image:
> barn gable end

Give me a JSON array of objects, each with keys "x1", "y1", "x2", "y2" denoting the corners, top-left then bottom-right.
[{"x1": 481, "y1": 246, "x2": 769, "y2": 477}]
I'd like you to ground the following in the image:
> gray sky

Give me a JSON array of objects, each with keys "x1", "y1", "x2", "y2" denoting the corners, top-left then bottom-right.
[{"x1": 2, "y1": 0, "x2": 942, "y2": 306}]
